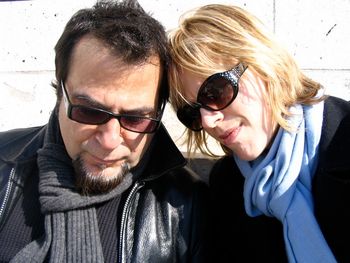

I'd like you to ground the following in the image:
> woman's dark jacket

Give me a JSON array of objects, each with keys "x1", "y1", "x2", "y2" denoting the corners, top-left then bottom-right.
[
  {"x1": 209, "y1": 96, "x2": 350, "y2": 262},
  {"x1": 0, "y1": 124, "x2": 209, "y2": 263}
]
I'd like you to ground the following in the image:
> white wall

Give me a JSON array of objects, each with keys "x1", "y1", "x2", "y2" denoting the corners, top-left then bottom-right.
[{"x1": 1, "y1": 0, "x2": 349, "y2": 153}]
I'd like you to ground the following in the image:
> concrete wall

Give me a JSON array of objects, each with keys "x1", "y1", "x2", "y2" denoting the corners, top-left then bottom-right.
[{"x1": 1, "y1": 0, "x2": 350, "y2": 157}]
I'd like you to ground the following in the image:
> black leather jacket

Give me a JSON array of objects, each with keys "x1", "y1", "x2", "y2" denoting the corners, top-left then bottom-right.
[{"x1": 0, "y1": 124, "x2": 209, "y2": 263}]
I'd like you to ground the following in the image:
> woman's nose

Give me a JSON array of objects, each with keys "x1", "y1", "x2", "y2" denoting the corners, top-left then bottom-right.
[{"x1": 200, "y1": 108, "x2": 224, "y2": 129}]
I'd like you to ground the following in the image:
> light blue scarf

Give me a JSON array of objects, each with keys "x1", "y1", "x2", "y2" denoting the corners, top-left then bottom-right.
[{"x1": 234, "y1": 101, "x2": 337, "y2": 263}]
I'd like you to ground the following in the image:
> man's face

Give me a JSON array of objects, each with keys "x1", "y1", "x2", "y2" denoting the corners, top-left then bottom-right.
[{"x1": 58, "y1": 36, "x2": 162, "y2": 195}]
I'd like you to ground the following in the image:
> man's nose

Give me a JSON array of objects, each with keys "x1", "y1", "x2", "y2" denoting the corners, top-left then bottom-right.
[{"x1": 96, "y1": 118, "x2": 122, "y2": 150}]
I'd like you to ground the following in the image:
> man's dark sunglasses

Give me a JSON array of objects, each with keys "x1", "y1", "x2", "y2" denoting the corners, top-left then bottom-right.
[
  {"x1": 61, "y1": 81, "x2": 164, "y2": 134},
  {"x1": 177, "y1": 63, "x2": 247, "y2": 131}
]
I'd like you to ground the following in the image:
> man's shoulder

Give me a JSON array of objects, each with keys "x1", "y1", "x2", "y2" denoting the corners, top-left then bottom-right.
[{"x1": 0, "y1": 125, "x2": 46, "y2": 162}]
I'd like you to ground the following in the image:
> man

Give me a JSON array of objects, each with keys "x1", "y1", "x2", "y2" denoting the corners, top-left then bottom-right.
[{"x1": 0, "y1": 1, "x2": 208, "y2": 262}]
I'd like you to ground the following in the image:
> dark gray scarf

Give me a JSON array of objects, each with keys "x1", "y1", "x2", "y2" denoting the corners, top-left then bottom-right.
[{"x1": 11, "y1": 111, "x2": 138, "y2": 262}]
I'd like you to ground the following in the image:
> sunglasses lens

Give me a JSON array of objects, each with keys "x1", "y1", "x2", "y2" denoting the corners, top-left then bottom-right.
[
  {"x1": 177, "y1": 105, "x2": 202, "y2": 131},
  {"x1": 71, "y1": 106, "x2": 158, "y2": 133},
  {"x1": 198, "y1": 76, "x2": 235, "y2": 110},
  {"x1": 71, "y1": 106, "x2": 110, "y2": 125},
  {"x1": 121, "y1": 117, "x2": 158, "y2": 133}
]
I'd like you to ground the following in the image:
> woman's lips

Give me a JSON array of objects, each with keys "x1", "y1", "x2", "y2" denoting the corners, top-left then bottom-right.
[{"x1": 219, "y1": 126, "x2": 241, "y2": 146}]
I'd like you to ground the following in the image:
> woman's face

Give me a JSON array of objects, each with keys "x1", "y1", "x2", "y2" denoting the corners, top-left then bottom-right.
[{"x1": 179, "y1": 67, "x2": 278, "y2": 161}]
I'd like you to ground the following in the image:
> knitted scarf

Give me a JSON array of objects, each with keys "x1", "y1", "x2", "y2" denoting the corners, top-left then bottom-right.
[
  {"x1": 234, "y1": 101, "x2": 337, "y2": 263},
  {"x1": 11, "y1": 111, "x2": 139, "y2": 263}
]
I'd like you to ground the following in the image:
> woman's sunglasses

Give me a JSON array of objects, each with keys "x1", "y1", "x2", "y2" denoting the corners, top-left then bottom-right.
[
  {"x1": 61, "y1": 81, "x2": 164, "y2": 134},
  {"x1": 176, "y1": 63, "x2": 247, "y2": 131}
]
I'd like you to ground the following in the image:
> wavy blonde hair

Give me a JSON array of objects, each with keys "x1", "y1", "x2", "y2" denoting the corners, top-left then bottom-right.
[{"x1": 168, "y1": 4, "x2": 324, "y2": 157}]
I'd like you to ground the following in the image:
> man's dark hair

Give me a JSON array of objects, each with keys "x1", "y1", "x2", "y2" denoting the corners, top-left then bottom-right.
[{"x1": 52, "y1": 0, "x2": 169, "y2": 105}]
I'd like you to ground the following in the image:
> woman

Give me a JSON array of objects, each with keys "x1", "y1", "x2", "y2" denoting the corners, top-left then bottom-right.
[{"x1": 168, "y1": 4, "x2": 350, "y2": 263}]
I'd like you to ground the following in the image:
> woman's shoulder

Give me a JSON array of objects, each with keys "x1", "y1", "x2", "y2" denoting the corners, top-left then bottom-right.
[
  {"x1": 324, "y1": 95, "x2": 350, "y2": 116},
  {"x1": 209, "y1": 155, "x2": 243, "y2": 189},
  {"x1": 209, "y1": 155, "x2": 234, "y2": 178},
  {"x1": 320, "y1": 96, "x2": 350, "y2": 153}
]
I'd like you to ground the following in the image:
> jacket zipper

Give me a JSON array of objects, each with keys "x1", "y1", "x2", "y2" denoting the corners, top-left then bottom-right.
[
  {"x1": 118, "y1": 180, "x2": 145, "y2": 263},
  {"x1": 0, "y1": 167, "x2": 15, "y2": 222}
]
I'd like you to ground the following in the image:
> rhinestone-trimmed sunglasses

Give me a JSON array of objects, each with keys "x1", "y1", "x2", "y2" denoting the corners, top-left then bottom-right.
[{"x1": 177, "y1": 63, "x2": 247, "y2": 131}]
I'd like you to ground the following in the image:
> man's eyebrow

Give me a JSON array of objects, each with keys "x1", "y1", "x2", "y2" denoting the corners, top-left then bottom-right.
[
  {"x1": 121, "y1": 107, "x2": 156, "y2": 116},
  {"x1": 73, "y1": 94, "x2": 156, "y2": 115},
  {"x1": 74, "y1": 94, "x2": 109, "y2": 110}
]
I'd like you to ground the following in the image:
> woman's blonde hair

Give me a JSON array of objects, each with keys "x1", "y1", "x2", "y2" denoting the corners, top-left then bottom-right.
[{"x1": 168, "y1": 4, "x2": 324, "y2": 157}]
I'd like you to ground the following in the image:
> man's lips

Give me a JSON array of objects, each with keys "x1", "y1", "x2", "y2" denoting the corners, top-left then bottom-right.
[{"x1": 88, "y1": 154, "x2": 120, "y2": 167}]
